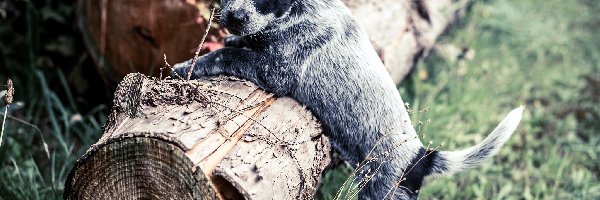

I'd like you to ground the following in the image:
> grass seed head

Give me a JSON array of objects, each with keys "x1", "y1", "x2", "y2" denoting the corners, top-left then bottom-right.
[{"x1": 6, "y1": 79, "x2": 13, "y2": 104}]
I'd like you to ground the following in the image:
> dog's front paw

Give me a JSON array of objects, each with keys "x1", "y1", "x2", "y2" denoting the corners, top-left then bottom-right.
[{"x1": 171, "y1": 60, "x2": 193, "y2": 79}]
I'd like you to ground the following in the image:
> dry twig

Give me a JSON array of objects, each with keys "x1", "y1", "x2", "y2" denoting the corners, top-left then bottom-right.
[{"x1": 188, "y1": 7, "x2": 217, "y2": 80}]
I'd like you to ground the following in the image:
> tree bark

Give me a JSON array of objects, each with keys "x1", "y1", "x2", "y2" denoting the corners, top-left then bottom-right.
[
  {"x1": 64, "y1": 73, "x2": 331, "y2": 199},
  {"x1": 343, "y1": 0, "x2": 474, "y2": 83},
  {"x1": 77, "y1": 0, "x2": 222, "y2": 84}
]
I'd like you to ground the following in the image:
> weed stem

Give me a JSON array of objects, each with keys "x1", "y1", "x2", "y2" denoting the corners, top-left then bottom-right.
[{"x1": 188, "y1": 7, "x2": 217, "y2": 80}]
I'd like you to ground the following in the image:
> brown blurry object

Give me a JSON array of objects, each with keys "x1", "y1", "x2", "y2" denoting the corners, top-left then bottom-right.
[{"x1": 78, "y1": 0, "x2": 224, "y2": 84}]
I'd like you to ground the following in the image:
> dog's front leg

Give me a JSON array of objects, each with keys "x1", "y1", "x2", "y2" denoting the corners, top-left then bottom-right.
[{"x1": 172, "y1": 48, "x2": 296, "y2": 96}]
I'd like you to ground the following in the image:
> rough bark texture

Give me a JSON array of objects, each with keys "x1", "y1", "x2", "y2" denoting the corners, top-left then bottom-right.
[
  {"x1": 65, "y1": 73, "x2": 331, "y2": 199},
  {"x1": 343, "y1": 0, "x2": 474, "y2": 83}
]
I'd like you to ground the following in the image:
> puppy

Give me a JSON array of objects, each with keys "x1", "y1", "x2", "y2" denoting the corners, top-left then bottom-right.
[{"x1": 173, "y1": 0, "x2": 524, "y2": 199}]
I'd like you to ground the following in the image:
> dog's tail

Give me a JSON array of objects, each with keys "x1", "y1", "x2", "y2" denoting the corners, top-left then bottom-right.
[{"x1": 427, "y1": 106, "x2": 525, "y2": 177}]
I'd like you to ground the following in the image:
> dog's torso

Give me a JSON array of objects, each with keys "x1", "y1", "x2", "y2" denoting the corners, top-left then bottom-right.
[
  {"x1": 174, "y1": 0, "x2": 524, "y2": 199},
  {"x1": 242, "y1": 1, "x2": 422, "y2": 164}
]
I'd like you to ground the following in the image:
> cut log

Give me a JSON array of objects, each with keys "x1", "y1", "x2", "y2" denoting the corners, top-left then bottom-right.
[
  {"x1": 64, "y1": 73, "x2": 331, "y2": 199},
  {"x1": 343, "y1": 0, "x2": 474, "y2": 83},
  {"x1": 77, "y1": 0, "x2": 224, "y2": 84}
]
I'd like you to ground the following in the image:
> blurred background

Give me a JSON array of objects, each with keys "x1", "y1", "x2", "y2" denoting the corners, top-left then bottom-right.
[{"x1": 0, "y1": 0, "x2": 598, "y2": 199}]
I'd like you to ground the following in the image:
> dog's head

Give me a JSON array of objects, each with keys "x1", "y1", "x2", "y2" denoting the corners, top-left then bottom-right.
[{"x1": 219, "y1": 0, "x2": 295, "y2": 35}]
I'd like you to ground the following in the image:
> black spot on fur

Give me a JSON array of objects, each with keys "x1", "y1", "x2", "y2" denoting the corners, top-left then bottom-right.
[
  {"x1": 254, "y1": 0, "x2": 294, "y2": 17},
  {"x1": 466, "y1": 142, "x2": 493, "y2": 162},
  {"x1": 342, "y1": 18, "x2": 359, "y2": 39},
  {"x1": 401, "y1": 147, "x2": 446, "y2": 196}
]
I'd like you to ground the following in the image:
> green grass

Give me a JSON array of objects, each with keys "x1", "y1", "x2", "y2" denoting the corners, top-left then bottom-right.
[
  {"x1": 1, "y1": 1, "x2": 106, "y2": 199},
  {"x1": 0, "y1": 70, "x2": 106, "y2": 199},
  {"x1": 318, "y1": 0, "x2": 600, "y2": 199},
  {"x1": 1, "y1": 0, "x2": 599, "y2": 199},
  {"x1": 412, "y1": 0, "x2": 600, "y2": 199}
]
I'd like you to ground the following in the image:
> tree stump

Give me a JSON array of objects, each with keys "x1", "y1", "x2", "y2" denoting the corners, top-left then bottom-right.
[
  {"x1": 64, "y1": 73, "x2": 332, "y2": 199},
  {"x1": 77, "y1": 0, "x2": 224, "y2": 84}
]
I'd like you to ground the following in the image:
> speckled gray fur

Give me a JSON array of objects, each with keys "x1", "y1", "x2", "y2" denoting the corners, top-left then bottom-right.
[{"x1": 173, "y1": 0, "x2": 524, "y2": 199}]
